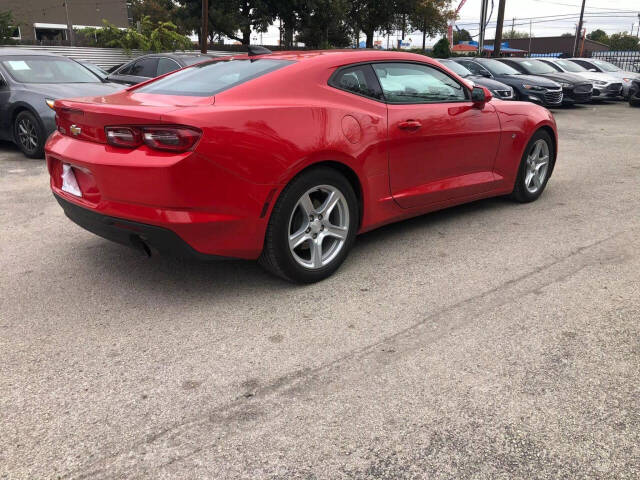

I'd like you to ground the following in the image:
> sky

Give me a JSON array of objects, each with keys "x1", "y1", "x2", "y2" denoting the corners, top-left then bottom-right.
[{"x1": 226, "y1": 0, "x2": 640, "y2": 48}]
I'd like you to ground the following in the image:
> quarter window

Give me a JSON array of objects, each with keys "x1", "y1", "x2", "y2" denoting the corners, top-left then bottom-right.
[
  {"x1": 157, "y1": 58, "x2": 181, "y2": 76},
  {"x1": 372, "y1": 63, "x2": 467, "y2": 103},
  {"x1": 330, "y1": 65, "x2": 383, "y2": 100}
]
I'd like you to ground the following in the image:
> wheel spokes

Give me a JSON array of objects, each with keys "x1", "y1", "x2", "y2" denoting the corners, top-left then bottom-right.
[{"x1": 310, "y1": 238, "x2": 323, "y2": 268}]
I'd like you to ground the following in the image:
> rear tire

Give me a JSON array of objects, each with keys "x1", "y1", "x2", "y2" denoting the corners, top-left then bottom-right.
[
  {"x1": 510, "y1": 130, "x2": 554, "y2": 203},
  {"x1": 259, "y1": 167, "x2": 358, "y2": 283},
  {"x1": 14, "y1": 111, "x2": 45, "y2": 159}
]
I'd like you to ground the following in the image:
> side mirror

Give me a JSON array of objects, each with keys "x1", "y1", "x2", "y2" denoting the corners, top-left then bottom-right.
[
  {"x1": 472, "y1": 86, "x2": 492, "y2": 105},
  {"x1": 481, "y1": 70, "x2": 492, "y2": 78},
  {"x1": 0, "y1": 76, "x2": 6, "y2": 88}
]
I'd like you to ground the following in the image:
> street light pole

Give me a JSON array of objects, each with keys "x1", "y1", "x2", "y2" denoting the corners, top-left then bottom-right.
[{"x1": 201, "y1": 0, "x2": 209, "y2": 53}]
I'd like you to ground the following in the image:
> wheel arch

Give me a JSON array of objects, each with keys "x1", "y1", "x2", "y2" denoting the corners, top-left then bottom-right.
[
  {"x1": 275, "y1": 159, "x2": 365, "y2": 230},
  {"x1": 10, "y1": 103, "x2": 44, "y2": 142},
  {"x1": 536, "y1": 124, "x2": 558, "y2": 176}
]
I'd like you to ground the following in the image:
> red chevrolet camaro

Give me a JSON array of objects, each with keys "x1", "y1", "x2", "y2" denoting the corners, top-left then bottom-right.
[{"x1": 46, "y1": 49, "x2": 558, "y2": 283}]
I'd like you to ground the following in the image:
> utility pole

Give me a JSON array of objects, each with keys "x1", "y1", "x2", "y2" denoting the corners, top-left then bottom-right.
[
  {"x1": 63, "y1": 1, "x2": 75, "y2": 46},
  {"x1": 492, "y1": 0, "x2": 506, "y2": 57},
  {"x1": 201, "y1": 0, "x2": 209, "y2": 53},
  {"x1": 478, "y1": 0, "x2": 488, "y2": 56},
  {"x1": 573, "y1": 0, "x2": 586, "y2": 56}
]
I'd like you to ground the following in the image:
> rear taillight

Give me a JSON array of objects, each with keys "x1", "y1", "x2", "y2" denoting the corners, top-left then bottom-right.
[
  {"x1": 105, "y1": 126, "x2": 201, "y2": 152},
  {"x1": 142, "y1": 127, "x2": 202, "y2": 152},
  {"x1": 106, "y1": 127, "x2": 141, "y2": 148}
]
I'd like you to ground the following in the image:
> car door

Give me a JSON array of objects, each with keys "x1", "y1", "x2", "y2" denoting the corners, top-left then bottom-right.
[
  {"x1": 0, "y1": 69, "x2": 12, "y2": 140},
  {"x1": 108, "y1": 57, "x2": 159, "y2": 85},
  {"x1": 373, "y1": 62, "x2": 501, "y2": 208}
]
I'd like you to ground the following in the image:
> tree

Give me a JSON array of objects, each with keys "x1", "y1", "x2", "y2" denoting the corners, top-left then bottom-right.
[
  {"x1": 407, "y1": 0, "x2": 454, "y2": 52},
  {"x1": 349, "y1": 0, "x2": 397, "y2": 48},
  {"x1": 176, "y1": 0, "x2": 273, "y2": 46},
  {"x1": 129, "y1": 0, "x2": 180, "y2": 30},
  {"x1": 587, "y1": 29, "x2": 609, "y2": 45},
  {"x1": 560, "y1": 32, "x2": 574, "y2": 37},
  {"x1": 432, "y1": 36, "x2": 450, "y2": 57},
  {"x1": 150, "y1": 21, "x2": 194, "y2": 51},
  {"x1": 0, "y1": 10, "x2": 18, "y2": 44},
  {"x1": 503, "y1": 30, "x2": 530, "y2": 39},
  {"x1": 297, "y1": 0, "x2": 352, "y2": 49},
  {"x1": 608, "y1": 32, "x2": 639, "y2": 51},
  {"x1": 453, "y1": 28, "x2": 472, "y2": 44}
]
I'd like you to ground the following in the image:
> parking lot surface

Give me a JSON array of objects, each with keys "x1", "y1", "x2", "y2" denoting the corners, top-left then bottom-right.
[{"x1": 1, "y1": 102, "x2": 639, "y2": 479}]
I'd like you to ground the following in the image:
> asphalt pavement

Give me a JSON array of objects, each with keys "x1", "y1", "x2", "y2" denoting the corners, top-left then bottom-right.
[{"x1": 1, "y1": 101, "x2": 639, "y2": 479}]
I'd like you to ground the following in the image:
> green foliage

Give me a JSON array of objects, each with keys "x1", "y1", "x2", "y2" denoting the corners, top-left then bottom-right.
[
  {"x1": 504, "y1": 30, "x2": 530, "y2": 39},
  {"x1": 587, "y1": 29, "x2": 609, "y2": 45},
  {"x1": 453, "y1": 29, "x2": 472, "y2": 44},
  {"x1": 76, "y1": 17, "x2": 192, "y2": 52},
  {"x1": 608, "y1": 32, "x2": 639, "y2": 51},
  {"x1": 432, "y1": 36, "x2": 450, "y2": 58},
  {"x1": 150, "y1": 21, "x2": 193, "y2": 51},
  {"x1": 0, "y1": 10, "x2": 18, "y2": 44},
  {"x1": 297, "y1": 0, "x2": 353, "y2": 49}
]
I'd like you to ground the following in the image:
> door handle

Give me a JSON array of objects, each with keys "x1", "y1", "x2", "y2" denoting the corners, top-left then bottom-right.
[{"x1": 398, "y1": 120, "x2": 422, "y2": 130}]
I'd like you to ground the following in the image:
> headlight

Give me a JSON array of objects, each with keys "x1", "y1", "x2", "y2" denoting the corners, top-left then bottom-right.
[
  {"x1": 523, "y1": 84, "x2": 546, "y2": 91},
  {"x1": 560, "y1": 82, "x2": 572, "y2": 88},
  {"x1": 45, "y1": 98, "x2": 56, "y2": 109},
  {"x1": 592, "y1": 80, "x2": 607, "y2": 86},
  {"x1": 623, "y1": 78, "x2": 631, "y2": 83}
]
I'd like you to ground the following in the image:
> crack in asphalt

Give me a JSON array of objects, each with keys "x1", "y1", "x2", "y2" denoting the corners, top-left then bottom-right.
[{"x1": 61, "y1": 228, "x2": 635, "y2": 479}]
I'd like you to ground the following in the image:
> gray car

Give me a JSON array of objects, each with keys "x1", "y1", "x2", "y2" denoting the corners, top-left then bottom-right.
[
  {"x1": 0, "y1": 49, "x2": 123, "y2": 158},
  {"x1": 106, "y1": 52, "x2": 219, "y2": 86},
  {"x1": 566, "y1": 58, "x2": 640, "y2": 98}
]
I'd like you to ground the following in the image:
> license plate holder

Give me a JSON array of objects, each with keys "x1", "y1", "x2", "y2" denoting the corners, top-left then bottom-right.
[{"x1": 61, "y1": 164, "x2": 82, "y2": 197}]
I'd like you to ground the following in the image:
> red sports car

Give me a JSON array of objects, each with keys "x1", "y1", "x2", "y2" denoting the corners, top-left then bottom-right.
[{"x1": 46, "y1": 49, "x2": 558, "y2": 283}]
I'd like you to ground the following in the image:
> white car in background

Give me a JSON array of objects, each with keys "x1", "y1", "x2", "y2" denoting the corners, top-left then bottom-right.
[
  {"x1": 566, "y1": 58, "x2": 640, "y2": 98},
  {"x1": 537, "y1": 58, "x2": 623, "y2": 100}
]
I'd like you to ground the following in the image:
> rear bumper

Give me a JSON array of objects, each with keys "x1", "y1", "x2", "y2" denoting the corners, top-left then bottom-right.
[
  {"x1": 54, "y1": 193, "x2": 225, "y2": 260},
  {"x1": 46, "y1": 132, "x2": 279, "y2": 259}
]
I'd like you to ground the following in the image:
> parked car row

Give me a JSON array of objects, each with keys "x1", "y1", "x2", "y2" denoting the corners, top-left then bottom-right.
[
  {"x1": 0, "y1": 49, "x2": 223, "y2": 158},
  {"x1": 1, "y1": 48, "x2": 638, "y2": 159},
  {"x1": 448, "y1": 56, "x2": 638, "y2": 107}
]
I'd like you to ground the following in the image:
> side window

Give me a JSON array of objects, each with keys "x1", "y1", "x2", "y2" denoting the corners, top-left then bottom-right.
[
  {"x1": 461, "y1": 61, "x2": 487, "y2": 76},
  {"x1": 157, "y1": 58, "x2": 181, "y2": 76},
  {"x1": 117, "y1": 61, "x2": 135, "y2": 75},
  {"x1": 372, "y1": 63, "x2": 467, "y2": 104},
  {"x1": 572, "y1": 60, "x2": 592, "y2": 70},
  {"x1": 329, "y1": 65, "x2": 383, "y2": 100},
  {"x1": 130, "y1": 57, "x2": 159, "y2": 78}
]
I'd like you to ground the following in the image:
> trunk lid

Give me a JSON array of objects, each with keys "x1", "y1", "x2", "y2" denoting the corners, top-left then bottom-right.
[{"x1": 54, "y1": 90, "x2": 213, "y2": 144}]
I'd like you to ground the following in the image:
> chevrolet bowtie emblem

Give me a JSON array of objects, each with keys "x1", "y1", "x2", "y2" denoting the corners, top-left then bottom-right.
[{"x1": 70, "y1": 125, "x2": 82, "y2": 136}]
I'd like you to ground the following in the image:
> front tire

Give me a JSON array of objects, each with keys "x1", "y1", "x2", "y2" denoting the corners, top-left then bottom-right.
[
  {"x1": 14, "y1": 111, "x2": 45, "y2": 159},
  {"x1": 510, "y1": 130, "x2": 554, "y2": 203},
  {"x1": 259, "y1": 167, "x2": 358, "y2": 283}
]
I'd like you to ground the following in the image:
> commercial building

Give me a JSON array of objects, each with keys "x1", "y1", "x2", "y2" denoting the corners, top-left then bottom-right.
[{"x1": 1, "y1": 0, "x2": 130, "y2": 42}]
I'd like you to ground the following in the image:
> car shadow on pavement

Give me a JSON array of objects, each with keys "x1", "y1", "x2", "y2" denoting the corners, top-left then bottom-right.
[{"x1": 74, "y1": 196, "x2": 515, "y2": 293}]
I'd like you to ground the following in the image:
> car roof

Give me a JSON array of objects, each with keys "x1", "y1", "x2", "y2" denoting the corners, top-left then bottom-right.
[
  {"x1": 201, "y1": 49, "x2": 445, "y2": 69},
  {"x1": 0, "y1": 48, "x2": 64, "y2": 58}
]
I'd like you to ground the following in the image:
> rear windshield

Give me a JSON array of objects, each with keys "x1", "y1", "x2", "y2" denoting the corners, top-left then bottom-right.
[
  {"x1": 136, "y1": 58, "x2": 293, "y2": 97},
  {"x1": 1, "y1": 56, "x2": 101, "y2": 83}
]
